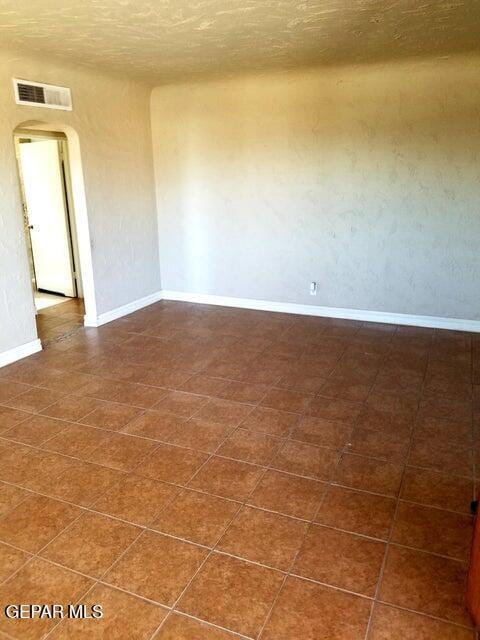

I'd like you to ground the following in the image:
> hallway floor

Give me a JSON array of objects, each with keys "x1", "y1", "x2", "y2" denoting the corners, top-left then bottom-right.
[
  {"x1": 35, "y1": 298, "x2": 85, "y2": 345},
  {"x1": 0, "y1": 301, "x2": 477, "y2": 639}
]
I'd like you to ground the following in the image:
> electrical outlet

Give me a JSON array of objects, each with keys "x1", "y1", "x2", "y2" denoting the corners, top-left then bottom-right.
[{"x1": 310, "y1": 282, "x2": 317, "y2": 296}]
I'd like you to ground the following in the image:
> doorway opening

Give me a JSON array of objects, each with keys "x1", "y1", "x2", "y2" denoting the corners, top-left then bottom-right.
[{"x1": 14, "y1": 130, "x2": 85, "y2": 343}]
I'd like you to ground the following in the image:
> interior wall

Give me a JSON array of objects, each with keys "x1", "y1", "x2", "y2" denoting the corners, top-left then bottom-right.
[
  {"x1": 151, "y1": 56, "x2": 480, "y2": 321},
  {"x1": 0, "y1": 48, "x2": 160, "y2": 355}
]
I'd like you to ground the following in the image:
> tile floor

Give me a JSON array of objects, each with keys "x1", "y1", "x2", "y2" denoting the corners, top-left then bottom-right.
[
  {"x1": 35, "y1": 298, "x2": 85, "y2": 345},
  {"x1": 0, "y1": 300, "x2": 478, "y2": 639}
]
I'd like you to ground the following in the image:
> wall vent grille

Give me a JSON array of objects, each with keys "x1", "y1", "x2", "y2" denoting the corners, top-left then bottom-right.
[{"x1": 13, "y1": 78, "x2": 72, "y2": 110}]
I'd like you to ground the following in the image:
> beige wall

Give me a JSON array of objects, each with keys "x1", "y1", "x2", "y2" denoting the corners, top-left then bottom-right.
[
  {"x1": 0, "y1": 48, "x2": 160, "y2": 354},
  {"x1": 151, "y1": 56, "x2": 480, "y2": 321},
  {"x1": 2, "y1": 50, "x2": 479, "y2": 359}
]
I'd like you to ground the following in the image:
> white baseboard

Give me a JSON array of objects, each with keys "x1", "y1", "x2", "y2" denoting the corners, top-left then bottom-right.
[
  {"x1": 161, "y1": 290, "x2": 480, "y2": 333},
  {"x1": 0, "y1": 338, "x2": 42, "y2": 369},
  {"x1": 84, "y1": 291, "x2": 163, "y2": 328},
  {"x1": 2, "y1": 292, "x2": 476, "y2": 371}
]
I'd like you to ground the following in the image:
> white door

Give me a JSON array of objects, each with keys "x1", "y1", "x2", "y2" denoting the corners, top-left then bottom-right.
[{"x1": 19, "y1": 139, "x2": 76, "y2": 297}]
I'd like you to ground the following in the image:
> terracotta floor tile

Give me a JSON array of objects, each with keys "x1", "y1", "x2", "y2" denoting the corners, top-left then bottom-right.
[
  {"x1": 122, "y1": 410, "x2": 185, "y2": 442},
  {"x1": 168, "y1": 418, "x2": 233, "y2": 453},
  {"x1": 5, "y1": 386, "x2": 65, "y2": 412},
  {"x1": 320, "y1": 377, "x2": 372, "y2": 401},
  {"x1": 248, "y1": 469, "x2": 326, "y2": 520},
  {"x1": 93, "y1": 473, "x2": 178, "y2": 525},
  {"x1": 189, "y1": 456, "x2": 264, "y2": 500},
  {"x1": 0, "y1": 363, "x2": 51, "y2": 387},
  {"x1": 276, "y1": 370, "x2": 328, "y2": 394},
  {"x1": 85, "y1": 432, "x2": 158, "y2": 471},
  {"x1": 104, "y1": 530, "x2": 207, "y2": 606},
  {"x1": 348, "y1": 427, "x2": 410, "y2": 464},
  {"x1": 241, "y1": 406, "x2": 299, "y2": 437},
  {"x1": 110, "y1": 382, "x2": 167, "y2": 408},
  {"x1": 49, "y1": 583, "x2": 168, "y2": 640},
  {"x1": 203, "y1": 360, "x2": 247, "y2": 380},
  {"x1": 308, "y1": 396, "x2": 363, "y2": 423},
  {"x1": 41, "y1": 512, "x2": 140, "y2": 578},
  {"x1": 0, "y1": 445, "x2": 67, "y2": 491},
  {"x1": 0, "y1": 541, "x2": 30, "y2": 582},
  {"x1": 401, "y1": 467, "x2": 473, "y2": 513},
  {"x1": 290, "y1": 416, "x2": 352, "y2": 449},
  {"x1": 423, "y1": 379, "x2": 472, "y2": 403},
  {"x1": 0, "y1": 379, "x2": 31, "y2": 403},
  {"x1": 260, "y1": 388, "x2": 313, "y2": 413},
  {"x1": 181, "y1": 373, "x2": 230, "y2": 397},
  {"x1": 409, "y1": 438, "x2": 473, "y2": 477},
  {"x1": 217, "y1": 505, "x2": 308, "y2": 570},
  {"x1": 0, "y1": 558, "x2": 93, "y2": 639},
  {"x1": 137, "y1": 367, "x2": 192, "y2": 389},
  {"x1": 177, "y1": 553, "x2": 284, "y2": 638},
  {"x1": 154, "y1": 390, "x2": 208, "y2": 418},
  {"x1": 218, "y1": 429, "x2": 284, "y2": 465},
  {"x1": 418, "y1": 397, "x2": 472, "y2": 423},
  {"x1": 137, "y1": 443, "x2": 209, "y2": 485},
  {"x1": 356, "y1": 406, "x2": 414, "y2": 437},
  {"x1": 195, "y1": 398, "x2": 253, "y2": 427},
  {"x1": 153, "y1": 488, "x2": 239, "y2": 546},
  {"x1": 40, "y1": 395, "x2": 101, "y2": 421},
  {"x1": 334, "y1": 454, "x2": 403, "y2": 497},
  {"x1": 316, "y1": 485, "x2": 396, "y2": 539},
  {"x1": 3, "y1": 414, "x2": 67, "y2": 446},
  {"x1": 374, "y1": 369, "x2": 424, "y2": 396},
  {"x1": 237, "y1": 363, "x2": 284, "y2": 386},
  {"x1": 368, "y1": 603, "x2": 475, "y2": 640},
  {"x1": 0, "y1": 406, "x2": 31, "y2": 433},
  {"x1": 0, "y1": 494, "x2": 81, "y2": 553},
  {"x1": 414, "y1": 416, "x2": 473, "y2": 446},
  {"x1": 42, "y1": 423, "x2": 113, "y2": 458},
  {"x1": 391, "y1": 501, "x2": 473, "y2": 560},
  {"x1": 0, "y1": 482, "x2": 29, "y2": 517},
  {"x1": 155, "y1": 613, "x2": 237, "y2": 640},
  {"x1": 46, "y1": 459, "x2": 123, "y2": 507},
  {"x1": 293, "y1": 524, "x2": 385, "y2": 596},
  {"x1": 379, "y1": 546, "x2": 471, "y2": 626},
  {"x1": 367, "y1": 391, "x2": 419, "y2": 418},
  {"x1": 80, "y1": 400, "x2": 143, "y2": 431},
  {"x1": 3, "y1": 301, "x2": 479, "y2": 639},
  {"x1": 272, "y1": 440, "x2": 339, "y2": 481},
  {"x1": 262, "y1": 575, "x2": 371, "y2": 640},
  {"x1": 219, "y1": 381, "x2": 269, "y2": 404}
]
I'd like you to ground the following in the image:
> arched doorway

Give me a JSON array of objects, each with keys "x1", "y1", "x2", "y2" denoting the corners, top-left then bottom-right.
[{"x1": 13, "y1": 120, "x2": 97, "y2": 343}]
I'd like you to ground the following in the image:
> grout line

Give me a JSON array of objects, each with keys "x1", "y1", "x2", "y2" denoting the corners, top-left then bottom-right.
[
  {"x1": 0, "y1": 442, "x2": 473, "y2": 547},
  {"x1": 1, "y1": 410, "x2": 476, "y2": 495},
  {"x1": 362, "y1": 326, "x2": 433, "y2": 640},
  {"x1": 1, "y1": 533, "x2": 476, "y2": 635},
  {"x1": 1, "y1": 310, "x2": 477, "y2": 638},
  {"x1": 1, "y1": 421, "x2": 476, "y2": 487},
  {"x1": 258, "y1": 331, "x2": 365, "y2": 638},
  {"x1": 154, "y1": 610, "x2": 255, "y2": 640},
  {"x1": 41, "y1": 577, "x2": 102, "y2": 639},
  {"x1": 373, "y1": 599, "x2": 477, "y2": 631}
]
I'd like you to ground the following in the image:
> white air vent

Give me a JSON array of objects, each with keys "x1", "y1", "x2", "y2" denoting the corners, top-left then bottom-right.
[{"x1": 13, "y1": 78, "x2": 72, "y2": 110}]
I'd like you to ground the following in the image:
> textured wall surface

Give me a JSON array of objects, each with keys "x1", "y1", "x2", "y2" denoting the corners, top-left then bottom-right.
[
  {"x1": 151, "y1": 56, "x2": 480, "y2": 320},
  {"x1": 0, "y1": 48, "x2": 160, "y2": 353},
  {"x1": 0, "y1": 1, "x2": 478, "y2": 83}
]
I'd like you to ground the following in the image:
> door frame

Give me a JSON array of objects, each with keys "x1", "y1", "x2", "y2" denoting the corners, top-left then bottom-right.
[
  {"x1": 13, "y1": 121, "x2": 98, "y2": 330},
  {"x1": 15, "y1": 132, "x2": 79, "y2": 301}
]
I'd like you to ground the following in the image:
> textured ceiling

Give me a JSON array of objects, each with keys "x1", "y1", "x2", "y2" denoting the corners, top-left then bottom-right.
[{"x1": 0, "y1": 0, "x2": 479, "y2": 84}]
